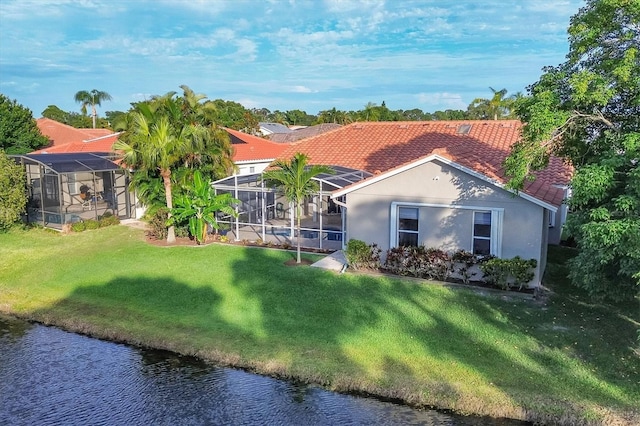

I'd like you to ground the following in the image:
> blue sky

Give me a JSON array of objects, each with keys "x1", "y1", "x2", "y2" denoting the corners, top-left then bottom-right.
[{"x1": 0, "y1": 0, "x2": 583, "y2": 119}]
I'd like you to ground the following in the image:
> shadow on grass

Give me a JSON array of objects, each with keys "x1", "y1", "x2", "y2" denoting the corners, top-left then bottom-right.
[{"x1": 26, "y1": 245, "x2": 638, "y2": 424}]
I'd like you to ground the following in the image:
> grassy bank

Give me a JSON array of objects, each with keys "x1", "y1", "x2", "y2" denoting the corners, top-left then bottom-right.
[{"x1": 0, "y1": 226, "x2": 638, "y2": 425}]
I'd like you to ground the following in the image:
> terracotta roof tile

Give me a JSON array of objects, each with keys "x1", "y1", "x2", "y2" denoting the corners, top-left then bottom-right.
[
  {"x1": 225, "y1": 128, "x2": 291, "y2": 162},
  {"x1": 277, "y1": 120, "x2": 572, "y2": 207},
  {"x1": 33, "y1": 118, "x2": 120, "y2": 154}
]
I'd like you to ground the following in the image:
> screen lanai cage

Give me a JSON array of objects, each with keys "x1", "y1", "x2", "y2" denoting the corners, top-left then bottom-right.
[
  {"x1": 12, "y1": 153, "x2": 134, "y2": 230},
  {"x1": 212, "y1": 166, "x2": 372, "y2": 251}
]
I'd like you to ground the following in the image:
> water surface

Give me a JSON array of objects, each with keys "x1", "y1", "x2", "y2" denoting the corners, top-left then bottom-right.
[{"x1": 0, "y1": 316, "x2": 527, "y2": 425}]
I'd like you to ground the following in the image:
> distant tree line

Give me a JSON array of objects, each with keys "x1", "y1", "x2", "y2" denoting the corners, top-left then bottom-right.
[{"x1": 37, "y1": 87, "x2": 518, "y2": 132}]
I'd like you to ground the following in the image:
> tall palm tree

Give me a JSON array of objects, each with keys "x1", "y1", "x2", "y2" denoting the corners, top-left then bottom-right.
[
  {"x1": 467, "y1": 87, "x2": 515, "y2": 120},
  {"x1": 114, "y1": 86, "x2": 234, "y2": 244},
  {"x1": 262, "y1": 153, "x2": 334, "y2": 263},
  {"x1": 115, "y1": 111, "x2": 195, "y2": 243},
  {"x1": 74, "y1": 89, "x2": 112, "y2": 128}
]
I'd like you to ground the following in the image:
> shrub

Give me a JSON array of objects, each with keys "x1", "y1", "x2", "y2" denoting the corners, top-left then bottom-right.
[
  {"x1": 71, "y1": 221, "x2": 86, "y2": 232},
  {"x1": 383, "y1": 246, "x2": 452, "y2": 281},
  {"x1": 98, "y1": 213, "x2": 120, "y2": 227},
  {"x1": 147, "y1": 208, "x2": 169, "y2": 240},
  {"x1": 84, "y1": 219, "x2": 100, "y2": 230},
  {"x1": 451, "y1": 249, "x2": 479, "y2": 284},
  {"x1": 346, "y1": 239, "x2": 381, "y2": 270},
  {"x1": 479, "y1": 256, "x2": 537, "y2": 290}
]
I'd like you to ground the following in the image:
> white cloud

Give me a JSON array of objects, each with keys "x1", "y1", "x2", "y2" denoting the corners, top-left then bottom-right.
[{"x1": 416, "y1": 92, "x2": 467, "y2": 110}]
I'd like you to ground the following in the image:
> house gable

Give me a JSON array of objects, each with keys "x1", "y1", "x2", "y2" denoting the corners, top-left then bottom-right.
[{"x1": 332, "y1": 154, "x2": 559, "y2": 213}]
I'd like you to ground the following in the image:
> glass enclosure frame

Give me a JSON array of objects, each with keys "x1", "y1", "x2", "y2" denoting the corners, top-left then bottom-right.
[
  {"x1": 212, "y1": 166, "x2": 371, "y2": 251},
  {"x1": 12, "y1": 153, "x2": 133, "y2": 230}
]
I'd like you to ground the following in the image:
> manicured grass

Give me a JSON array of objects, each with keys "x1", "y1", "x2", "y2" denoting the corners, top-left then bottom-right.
[{"x1": 0, "y1": 226, "x2": 638, "y2": 424}]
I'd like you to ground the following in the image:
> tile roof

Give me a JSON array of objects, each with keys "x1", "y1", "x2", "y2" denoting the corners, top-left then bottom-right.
[
  {"x1": 277, "y1": 120, "x2": 573, "y2": 207},
  {"x1": 267, "y1": 123, "x2": 342, "y2": 143},
  {"x1": 33, "y1": 118, "x2": 119, "y2": 154},
  {"x1": 225, "y1": 128, "x2": 290, "y2": 163},
  {"x1": 259, "y1": 122, "x2": 293, "y2": 135}
]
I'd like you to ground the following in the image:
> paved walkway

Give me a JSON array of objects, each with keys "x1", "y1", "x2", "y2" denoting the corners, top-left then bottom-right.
[{"x1": 311, "y1": 250, "x2": 348, "y2": 273}]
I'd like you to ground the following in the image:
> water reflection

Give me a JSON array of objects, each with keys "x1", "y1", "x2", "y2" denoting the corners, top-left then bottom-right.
[{"x1": 0, "y1": 316, "x2": 527, "y2": 425}]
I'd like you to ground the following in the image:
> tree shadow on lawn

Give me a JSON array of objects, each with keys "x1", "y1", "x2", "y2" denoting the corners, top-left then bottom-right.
[
  {"x1": 25, "y1": 247, "x2": 638, "y2": 424},
  {"x1": 227, "y1": 247, "x2": 639, "y2": 424}
]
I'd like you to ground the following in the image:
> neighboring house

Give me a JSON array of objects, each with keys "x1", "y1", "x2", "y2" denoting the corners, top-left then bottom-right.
[
  {"x1": 10, "y1": 119, "x2": 135, "y2": 229},
  {"x1": 216, "y1": 120, "x2": 572, "y2": 286},
  {"x1": 267, "y1": 123, "x2": 342, "y2": 143},
  {"x1": 258, "y1": 122, "x2": 293, "y2": 136},
  {"x1": 34, "y1": 118, "x2": 121, "y2": 153},
  {"x1": 226, "y1": 128, "x2": 291, "y2": 175}
]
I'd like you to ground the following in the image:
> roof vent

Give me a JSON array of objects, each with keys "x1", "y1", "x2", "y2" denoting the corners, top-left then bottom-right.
[{"x1": 457, "y1": 124, "x2": 472, "y2": 134}]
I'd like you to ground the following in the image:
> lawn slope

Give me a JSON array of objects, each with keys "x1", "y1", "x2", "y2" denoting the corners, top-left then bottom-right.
[{"x1": 0, "y1": 226, "x2": 638, "y2": 425}]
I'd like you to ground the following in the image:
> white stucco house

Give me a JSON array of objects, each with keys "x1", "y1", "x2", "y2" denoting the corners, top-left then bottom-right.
[{"x1": 215, "y1": 120, "x2": 572, "y2": 286}]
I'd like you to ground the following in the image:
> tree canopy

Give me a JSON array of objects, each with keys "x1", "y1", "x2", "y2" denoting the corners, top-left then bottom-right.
[
  {"x1": 505, "y1": 0, "x2": 640, "y2": 301},
  {"x1": 0, "y1": 149, "x2": 27, "y2": 230},
  {"x1": 114, "y1": 85, "x2": 235, "y2": 243},
  {"x1": 0, "y1": 94, "x2": 48, "y2": 154}
]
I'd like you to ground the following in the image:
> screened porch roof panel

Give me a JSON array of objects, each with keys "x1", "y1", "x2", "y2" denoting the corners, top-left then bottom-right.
[
  {"x1": 18, "y1": 153, "x2": 120, "y2": 173},
  {"x1": 212, "y1": 165, "x2": 372, "y2": 191}
]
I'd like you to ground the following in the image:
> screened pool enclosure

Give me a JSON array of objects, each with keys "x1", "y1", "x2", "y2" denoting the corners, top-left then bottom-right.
[
  {"x1": 13, "y1": 153, "x2": 133, "y2": 230},
  {"x1": 213, "y1": 166, "x2": 372, "y2": 251}
]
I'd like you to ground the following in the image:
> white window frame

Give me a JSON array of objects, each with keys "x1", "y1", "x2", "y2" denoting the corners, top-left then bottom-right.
[
  {"x1": 397, "y1": 206, "x2": 419, "y2": 246},
  {"x1": 472, "y1": 211, "x2": 493, "y2": 256},
  {"x1": 390, "y1": 202, "x2": 503, "y2": 257}
]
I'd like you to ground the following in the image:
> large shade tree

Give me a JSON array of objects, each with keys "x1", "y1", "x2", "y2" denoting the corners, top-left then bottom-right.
[
  {"x1": 0, "y1": 94, "x2": 48, "y2": 154},
  {"x1": 74, "y1": 89, "x2": 112, "y2": 129},
  {"x1": 0, "y1": 149, "x2": 27, "y2": 230},
  {"x1": 505, "y1": 0, "x2": 640, "y2": 301},
  {"x1": 114, "y1": 86, "x2": 234, "y2": 244},
  {"x1": 263, "y1": 153, "x2": 334, "y2": 263}
]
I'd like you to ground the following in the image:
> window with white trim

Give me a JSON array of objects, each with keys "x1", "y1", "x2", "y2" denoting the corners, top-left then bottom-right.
[
  {"x1": 472, "y1": 211, "x2": 492, "y2": 255},
  {"x1": 398, "y1": 207, "x2": 419, "y2": 246}
]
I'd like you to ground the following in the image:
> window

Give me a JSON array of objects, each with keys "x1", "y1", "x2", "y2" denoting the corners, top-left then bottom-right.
[
  {"x1": 249, "y1": 166, "x2": 255, "y2": 174},
  {"x1": 398, "y1": 207, "x2": 419, "y2": 246},
  {"x1": 472, "y1": 211, "x2": 492, "y2": 255}
]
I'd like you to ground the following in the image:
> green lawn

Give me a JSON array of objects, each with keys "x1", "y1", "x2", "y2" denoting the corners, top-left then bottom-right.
[{"x1": 0, "y1": 226, "x2": 638, "y2": 425}]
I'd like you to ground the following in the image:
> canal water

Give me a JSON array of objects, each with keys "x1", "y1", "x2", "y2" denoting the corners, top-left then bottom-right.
[{"x1": 0, "y1": 315, "x2": 527, "y2": 425}]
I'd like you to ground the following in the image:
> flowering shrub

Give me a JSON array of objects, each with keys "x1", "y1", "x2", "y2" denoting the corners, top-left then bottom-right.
[{"x1": 382, "y1": 246, "x2": 452, "y2": 281}]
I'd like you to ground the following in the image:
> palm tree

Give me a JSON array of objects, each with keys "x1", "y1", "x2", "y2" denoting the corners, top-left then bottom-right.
[
  {"x1": 262, "y1": 153, "x2": 334, "y2": 263},
  {"x1": 74, "y1": 89, "x2": 112, "y2": 128},
  {"x1": 114, "y1": 86, "x2": 234, "y2": 244},
  {"x1": 467, "y1": 87, "x2": 515, "y2": 120},
  {"x1": 115, "y1": 110, "x2": 194, "y2": 243}
]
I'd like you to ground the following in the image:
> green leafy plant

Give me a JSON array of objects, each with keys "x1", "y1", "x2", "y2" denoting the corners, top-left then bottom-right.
[
  {"x1": 345, "y1": 239, "x2": 381, "y2": 270},
  {"x1": 383, "y1": 246, "x2": 452, "y2": 281},
  {"x1": 71, "y1": 221, "x2": 86, "y2": 232},
  {"x1": 479, "y1": 256, "x2": 537, "y2": 290},
  {"x1": 451, "y1": 249, "x2": 480, "y2": 285},
  {"x1": 84, "y1": 219, "x2": 100, "y2": 230},
  {"x1": 168, "y1": 170, "x2": 238, "y2": 244}
]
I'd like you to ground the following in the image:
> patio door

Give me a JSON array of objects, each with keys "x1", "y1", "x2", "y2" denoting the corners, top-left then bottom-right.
[{"x1": 42, "y1": 173, "x2": 60, "y2": 208}]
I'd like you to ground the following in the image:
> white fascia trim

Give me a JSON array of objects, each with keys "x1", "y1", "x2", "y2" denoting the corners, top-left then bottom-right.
[
  {"x1": 389, "y1": 201, "x2": 504, "y2": 257},
  {"x1": 331, "y1": 154, "x2": 558, "y2": 213},
  {"x1": 82, "y1": 131, "x2": 124, "y2": 143},
  {"x1": 234, "y1": 159, "x2": 276, "y2": 165}
]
